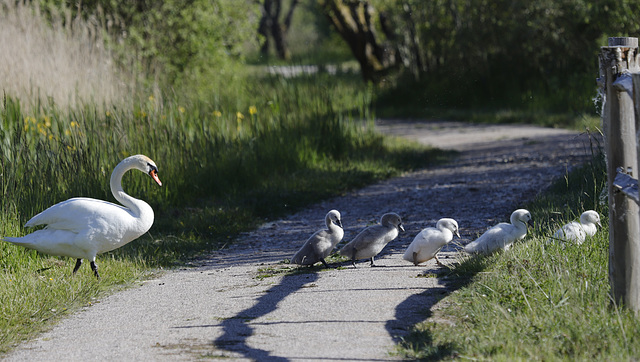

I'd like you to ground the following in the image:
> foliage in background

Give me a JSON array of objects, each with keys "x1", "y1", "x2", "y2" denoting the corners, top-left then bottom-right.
[
  {"x1": 38, "y1": 0, "x2": 259, "y2": 101},
  {"x1": 369, "y1": 0, "x2": 640, "y2": 113}
]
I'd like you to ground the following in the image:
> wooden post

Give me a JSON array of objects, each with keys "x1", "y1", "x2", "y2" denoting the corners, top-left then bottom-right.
[{"x1": 600, "y1": 36, "x2": 640, "y2": 312}]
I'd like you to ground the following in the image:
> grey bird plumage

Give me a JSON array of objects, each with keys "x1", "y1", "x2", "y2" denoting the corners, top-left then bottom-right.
[
  {"x1": 291, "y1": 210, "x2": 344, "y2": 268},
  {"x1": 339, "y1": 212, "x2": 404, "y2": 267}
]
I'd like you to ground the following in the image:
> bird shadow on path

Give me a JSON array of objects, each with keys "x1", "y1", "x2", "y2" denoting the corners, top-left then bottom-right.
[
  {"x1": 385, "y1": 267, "x2": 474, "y2": 361},
  {"x1": 213, "y1": 269, "x2": 320, "y2": 361}
]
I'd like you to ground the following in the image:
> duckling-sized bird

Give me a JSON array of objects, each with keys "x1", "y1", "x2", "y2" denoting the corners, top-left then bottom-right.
[
  {"x1": 291, "y1": 210, "x2": 344, "y2": 268},
  {"x1": 2, "y1": 154, "x2": 162, "y2": 279},
  {"x1": 549, "y1": 210, "x2": 601, "y2": 245},
  {"x1": 403, "y1": 218, "x2": 459, "y2": 266},
  {"x1": 464, "y1": 209, "x2": 533, "y2": 255},
  {"x1": 339, "y1": 212, "x2": 404, "y2": 267}
]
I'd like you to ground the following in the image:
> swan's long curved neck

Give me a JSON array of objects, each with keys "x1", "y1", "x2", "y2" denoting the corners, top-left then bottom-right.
[
  {"x1": 110, "y1": 159, "x2": 145, "y2": 217},
  {"x1": 512, "y1": 218, "x2": 528, "y2": 231}
]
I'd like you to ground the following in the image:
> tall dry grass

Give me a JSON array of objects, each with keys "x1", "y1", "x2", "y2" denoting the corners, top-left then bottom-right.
[{"x1": 0, "y1": 1, "x2": 131, "y2": 110}]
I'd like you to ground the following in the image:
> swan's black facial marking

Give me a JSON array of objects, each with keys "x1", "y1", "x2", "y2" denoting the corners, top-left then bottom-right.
[
  {"x1": 147, "y1": 162, "x2": 158, "y2": 173},
  {"x1": 147, "y1": 162, "x2": 162, "y2": 186}
]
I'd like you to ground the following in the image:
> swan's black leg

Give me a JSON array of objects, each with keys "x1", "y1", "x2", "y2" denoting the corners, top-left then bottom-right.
[
  {"x1": 90, "y1": 261, "x2": 100, "y2": 279},
  {"x1": 413, "y1": 252, "x2": 419, "y2": 266},
  {"x1": 351, "y1": 256, "x2": 357, "y2": 268},
  {"x1": 370, "y1": 257, "x2": 376, "y2": 267},
  {"x1": 72, "y1": 259, "x2": 83, "y2": 274},
  {"x1": 320, "y1": 258, "x2": 332, "y2": 269}
]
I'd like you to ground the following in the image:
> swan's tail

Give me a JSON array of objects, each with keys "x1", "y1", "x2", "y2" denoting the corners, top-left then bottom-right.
[
  {"x1": 3, "y1": 236, "x2": 31, "y2": 247},
  {"x1": 338, "y1": 243, "x2": 355, "y2": 259},
  {"x1": 463, "y1": 241, "x2": 481, "y2": 254}
]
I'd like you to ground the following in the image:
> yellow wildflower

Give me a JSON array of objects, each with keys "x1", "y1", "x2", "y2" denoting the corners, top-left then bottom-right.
[
  {"x1": 23, "y1": 116, "x2": 36, "y2": 131},
  {"x1": 236, "y1": 112, "x2": 244, "y2": 120},
  {"x1": 106, "y1": 111, "x2": 111, "y2": 117},
  {"x1": 70, "y1": 121, "x2": 78, "y2": 128},
  {"x1": 249, "y1": 106, "x2": 257, "y2": 115},
  {"x1": 213, "y1": 110, "x2": 222, "y2": 117},
  {"x1": 149, "y1": 95, "x2": 155, "y2": 102},
  {"x1": 42, "y1": 116, "x2": 51, "y2": 128},
  {"x1": 178, "y1": 106, "x2": 185, "y2": 113}
]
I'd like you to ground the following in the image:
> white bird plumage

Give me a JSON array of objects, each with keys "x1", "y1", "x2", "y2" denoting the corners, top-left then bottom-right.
[
  {"x1": 403, "y1": 218, "x2": 459, "y2": 266},
  {"x1": 2, "y1": 154, "x2": 162, "y2": 278},
  {"x1": 290, "y1": 210, "x2": 344, "y2": 268},
  {"x1": 339, "y1": 212, "x2": 404, "y2": 267},
  {"x1": 549, "y1": 210, "x2": 601, "y2": 245},
  {"x1": 464, "y1": 209, "x2": 533, "y2": 255}
]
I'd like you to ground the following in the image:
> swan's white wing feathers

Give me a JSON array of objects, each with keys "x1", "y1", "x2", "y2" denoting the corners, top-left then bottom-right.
[
  {"x1": 4, "y1": 229, "x2": 94, "y2": 259},
  {"x1": 11, "y1": 198, "x2": 144, "y2": 255},
  {"x1": 403, "y1": 227, "x2": 447, "y2": 263},
  {"x1": 553, "y1": 221, "x2": 587, "y2": 244},
  {"x1": 26, "y1": 197, "x2": 133, "y2": 232},
  {"x1": 465, "y1": 223, "x2": 514, "y2": 254}
]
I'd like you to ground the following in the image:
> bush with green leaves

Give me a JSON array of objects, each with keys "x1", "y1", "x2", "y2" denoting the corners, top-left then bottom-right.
[
  {"x1": 39, "y1": 0, "x2": 259, "y2": 100},
  {"x1": 373, "y1": 0, "x2": 640, "y2": 112}
]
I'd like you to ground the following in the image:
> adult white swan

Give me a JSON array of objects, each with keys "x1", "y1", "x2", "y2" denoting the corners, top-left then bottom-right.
[{"x1": 2, "y1": 154, "x2": 162, "y2": 278}]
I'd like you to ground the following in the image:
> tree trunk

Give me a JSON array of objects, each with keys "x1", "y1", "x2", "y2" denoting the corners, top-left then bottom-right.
[
  {"x1": 258, "y1": 0, "x2": 299, "y2": 61},
  {"x1": 320, "y1": 0, "x2": 395, "y2": 82}
]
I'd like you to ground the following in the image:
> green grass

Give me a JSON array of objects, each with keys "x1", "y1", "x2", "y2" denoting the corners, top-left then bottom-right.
[
  {"x1": 0, "y1": 71, "x2": 450, "y2": 353},
  {"x1": 396, "y1": 150, "x2": 640, "y2": 360}
]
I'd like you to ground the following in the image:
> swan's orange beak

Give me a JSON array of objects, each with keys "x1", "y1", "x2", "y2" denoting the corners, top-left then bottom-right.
[{"x1": 150, "y1": 169, "x2": 162, "y2": 186}]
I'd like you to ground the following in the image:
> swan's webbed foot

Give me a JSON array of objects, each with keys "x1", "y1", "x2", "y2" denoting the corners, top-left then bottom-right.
[
  {"x1": 90, "y1": 261, "x2": 100, "y2": 279},
  {"x1": 435, "y1": 254, "x2": 445, "y2": 267},
  {"x1": 351, "y1": 257, "x2": 357, "y2": 268},
  {"x1": 72, "y1": 259, "x2": 83, "y2": 274}
]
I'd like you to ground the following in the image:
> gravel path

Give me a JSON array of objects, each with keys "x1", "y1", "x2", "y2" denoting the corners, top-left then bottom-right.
[{"x1": 4, "y1": 119, "x2": 599, "y2": 361}]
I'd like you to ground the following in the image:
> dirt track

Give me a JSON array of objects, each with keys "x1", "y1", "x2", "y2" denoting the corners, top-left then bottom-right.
[{"x1": 4, "y1": 120, "x2": 599, "y2": 361}]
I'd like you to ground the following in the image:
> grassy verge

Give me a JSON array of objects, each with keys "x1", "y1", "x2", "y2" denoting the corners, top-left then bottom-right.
[
  {"x1": 0, "y1": 70, "x2": 450, "y2": 353},
  {"x1": 397, "y1": 150, "x2": 640, "y2": 359}
]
